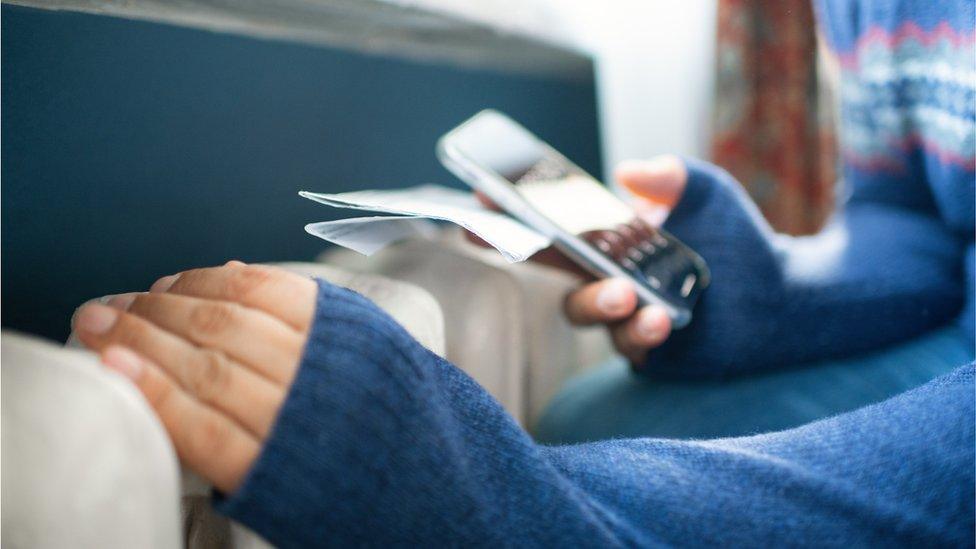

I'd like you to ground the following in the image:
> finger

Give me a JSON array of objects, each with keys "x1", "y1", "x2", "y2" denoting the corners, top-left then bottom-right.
[
  {"x1": 464, "y1": 230, "x2": 493, "y2": 249},
  {"x1": 75, "y1": 304, "x2": 285, "y2": 438},
  {"x1": 610, "y1": 305, "x2": 672, "y2": 363},
  {"x1": 564, "y1": 278, "x2": 638, "y2": 326},
  {"x1": 615, "y1": 155, "x2": 688, "y2": 208},
  {"x1": 152, "y1": 263, "x2": 317, "y2": 331},
  {"x1": 124, "y1": 292, "x2": 304, "y2": 383},
  {"x1": 530, "y1": 246, "x2": 591, "y2": 277},
  {"x1": 474, "y1": 191, "x2": 499, "y2": 210},
  {"x1": 101, "y1": 346, "x2": 261, "y2": 494}
]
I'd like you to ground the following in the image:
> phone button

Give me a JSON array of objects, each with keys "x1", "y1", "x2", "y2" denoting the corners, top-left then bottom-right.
[{"x1": 680, "y1": 274, "x2": 697, "y2": 297}]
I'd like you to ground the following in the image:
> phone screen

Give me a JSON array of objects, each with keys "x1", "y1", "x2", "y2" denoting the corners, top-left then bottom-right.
[
  {"x1": 449, "y1": 115, "x2": 636, "y2": 236},
  {"x1": 442, "y1": 111, "x2": 708, "y2": 317}
]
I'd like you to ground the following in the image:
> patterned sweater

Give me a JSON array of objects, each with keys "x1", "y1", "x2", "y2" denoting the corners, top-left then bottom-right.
[{"x1": 642, "y1": 0, "x2": 975, "y2": 377}]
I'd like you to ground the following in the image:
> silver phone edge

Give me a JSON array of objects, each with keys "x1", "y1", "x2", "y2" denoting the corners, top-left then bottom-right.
[{"x1": 436, "y1": 115, "x2": 693, "y2": 328}]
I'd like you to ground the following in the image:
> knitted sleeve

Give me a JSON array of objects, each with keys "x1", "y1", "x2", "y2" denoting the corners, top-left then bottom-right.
[
  {"x1": 214, "y1": 279, "x2": 974, "y2": 547},
  {"x1": 638, "y1": 158, "x2": 966, "y2": 378}
]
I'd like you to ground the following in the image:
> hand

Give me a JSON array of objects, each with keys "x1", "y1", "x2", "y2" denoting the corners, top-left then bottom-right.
[
  {"x1": 471, "y1": 155, "x2": 688, "y2": 365},
  {"x1": 562, "y1": 156, "x2": 690, "y2": 364},
  {"x1": 72, "y1": 261, "x2": 317, "y2": 494}
]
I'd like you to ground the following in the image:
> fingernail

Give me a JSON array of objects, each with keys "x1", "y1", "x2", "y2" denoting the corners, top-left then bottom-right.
[
  {"x1": 150, "y1": 274, "x2": 180, "y2": 293},
  {"x1": 75, "y1": 304, "x2": 118, "y2": 334},
  {"x1": 636, "y1": 307, "x2": 668, "y2": 341},
  {"x1": 102, "y1": 346, "x2": 144, "y2": 380},
  {"x1": 107, "y1": 294, "x2": 136, "y2": 311},
  {"x1": 596, "y1": 278, "x2": 633, "y2": 315},
  {"x1": 640, "y1": 156, "x2": 676, "y2": 173},
  {"x1": 225, "y1": 260, "x2": 246, "y2": 267}
]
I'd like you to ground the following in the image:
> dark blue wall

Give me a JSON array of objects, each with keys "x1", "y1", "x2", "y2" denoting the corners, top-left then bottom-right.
[{"x1": 1, "y1": 5, "x2": 602, "y2": 341}]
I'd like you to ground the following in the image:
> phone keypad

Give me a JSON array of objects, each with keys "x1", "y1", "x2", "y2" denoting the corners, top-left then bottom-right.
[
  {"x1": 581, "y1": 218, "x2": 702, "y2": 303},
  {"x1": 581, "y1": 219, "x2": 656, "y2": 271}
]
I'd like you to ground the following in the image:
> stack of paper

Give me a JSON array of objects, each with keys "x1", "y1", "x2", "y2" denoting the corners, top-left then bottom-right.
[{"x1": 301, "y1": 185, "x2": 552, "y2": 263}]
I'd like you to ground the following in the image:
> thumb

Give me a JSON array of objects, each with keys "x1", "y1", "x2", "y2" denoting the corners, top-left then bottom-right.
[{"x1": 615, "y1": 155, "x2": 687, "y2": 209}]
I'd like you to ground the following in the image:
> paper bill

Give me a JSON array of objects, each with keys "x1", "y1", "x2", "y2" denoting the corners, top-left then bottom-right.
[
  {"x1": 301, "y1": 185, "x2": 551, "y2": 262},
  {"x1": 305, "y1": 216, "x2": 439, "y2": 256}
]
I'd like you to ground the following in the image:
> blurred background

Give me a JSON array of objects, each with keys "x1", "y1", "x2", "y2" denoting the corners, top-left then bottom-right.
[{"x1": 1, "y1": 0, "x2": 836, "y2": 341}]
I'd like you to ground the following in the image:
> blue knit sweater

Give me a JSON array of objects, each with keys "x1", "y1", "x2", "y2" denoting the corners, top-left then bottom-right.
[
  {"x1": 641, "y1": 0, "x2": 974, "y2": 378},
  {"x1": 213, "y1": 0, "x2": 975, "y2": 544},
  {"x1": 217, "y1": 281, "x2": 974, "y2": 546}
]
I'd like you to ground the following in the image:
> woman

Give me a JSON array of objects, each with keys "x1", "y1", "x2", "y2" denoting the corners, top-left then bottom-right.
[
  {"x1": 73, "y1": 0, "x2": 973, "y2": 544},
  {"x1": 73, "y1": 261, "x2": 972, "y2": 546}
]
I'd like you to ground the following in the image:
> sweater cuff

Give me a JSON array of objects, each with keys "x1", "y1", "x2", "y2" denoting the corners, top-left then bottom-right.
[
  {"x1": 661, "y1": 157, "x2": 724, "y2": 234},
  {"x1": 632, "y1": 158, "x2": 779, "y2": 377},
  {"x1": 212, "y1": 279, "x2": 425, "y2": 545}
]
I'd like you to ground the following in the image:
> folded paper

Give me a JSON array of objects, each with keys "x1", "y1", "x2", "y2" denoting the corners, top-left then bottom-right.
[{"x1": 301, "y1": 185, "x2": 551, "y2": 263}]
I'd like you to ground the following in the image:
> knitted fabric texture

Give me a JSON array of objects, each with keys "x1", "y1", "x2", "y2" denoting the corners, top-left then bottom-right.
[{"x1": 216, "y1": 280, "x2": 975, "y2": 546}]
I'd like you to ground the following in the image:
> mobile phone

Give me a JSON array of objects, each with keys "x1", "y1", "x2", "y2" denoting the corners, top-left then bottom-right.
[{"x1": 436, "y1": 110, "x2": 709, "y2": 328}]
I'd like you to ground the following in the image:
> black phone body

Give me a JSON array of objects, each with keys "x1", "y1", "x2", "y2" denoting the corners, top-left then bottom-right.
[{"x1": 437, "y1": 110, "x2": 709, "y2": 328}]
